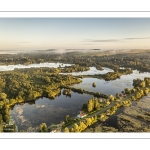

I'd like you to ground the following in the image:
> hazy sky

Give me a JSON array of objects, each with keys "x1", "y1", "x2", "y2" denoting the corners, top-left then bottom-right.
[{"x1": 1, "y1": 18, "x2": 150, "y2": 51}]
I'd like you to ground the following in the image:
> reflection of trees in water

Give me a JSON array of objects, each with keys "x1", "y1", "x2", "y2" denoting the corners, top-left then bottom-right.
[
  {"x1": 66, "y1": 94, "x2": 71, "y2": 98},
  {"x1": 26, "y1": 101, "x2": 35, "y2": 105}
]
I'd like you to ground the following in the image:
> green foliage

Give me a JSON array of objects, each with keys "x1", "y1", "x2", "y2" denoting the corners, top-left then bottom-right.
[
  {"x1": 124, "y1": 88, "x2": 131, "y2": 94},
  {"x1": 86, "y1": 97, "x2": 107, "y2": 112},
  {"x1": 85, "y1": 118, "x2": 92, "y2": 126},
  {"x1": 61, "y1": 65, "x2": 90, "y2": 73},
  {"x1": 116, "y1": 93, "x2": 120, "y2": 98},
  {"x1": 0, "y1": 125, "x2": 3, "y2": 132},
  {"x1": 64, "y1": 127, "x2": 70, "y2": 132},
  {"x1": 108, "y1": 95, "x2": 115, "y2": 101},
  {"x1": 73, "y1": 123, "x2": 80, "y2": 132},
  {"x1": 82, "y1": 103, "x2": 87, "y2": 111},
  {"x1": 79, "y1": 121, "x2": 87, "y2": 131},
  {"x1": 0, "y1": 114, "x2": 3, "y2": 124},
  {"x1": 0, "y1": 93, "x2": 7, "y2": 100},
  {"x1": 39, "y1": 123, "x2": 48, "y2": 132},
  {"x1": 0, "y1": 68, "x2": 82, "y2": 102},
  {"x1": 144, "y1": 88, "x2": 149, "y2": 95},
  {"x1": 87, "y1": 99, "x2": 94, "y2": 112},
  {"x1": 4, "y1": 115, "x2": 10, "y2": 124},
  {"x1": 92, "y1": 82, "x2": 96, "y2": 87},
  {"x1": 63, "y1": 88, "x2": 71, "y2": 95},
  {"x1": 65, "y1": 115, "x2": 70, "y2": 122}
]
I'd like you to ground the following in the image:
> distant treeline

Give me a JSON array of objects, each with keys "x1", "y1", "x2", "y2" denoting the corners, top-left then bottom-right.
[{"x1": 0, "y1": 51, "x2": 149, "y2": 72}]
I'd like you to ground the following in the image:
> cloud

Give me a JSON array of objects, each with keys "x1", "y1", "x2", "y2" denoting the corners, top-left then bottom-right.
[
  {"x1": 83, "y1": 37, "x2": 150, "y2": 43},
  {"x1": 124, "y1": 37, "x2": 150, "y2": 40},
  {"x1": 83, "y1": 39, "x2": 120, "y2": 43},
  {"x1": 92, "y1": 39, "x2": 119, "y2": 42}
]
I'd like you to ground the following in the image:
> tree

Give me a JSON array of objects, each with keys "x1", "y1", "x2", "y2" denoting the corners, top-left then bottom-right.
[
  {"x1": 0, "y1": 101, "x2": 4, "y2": 109},
  {"x1": 85, "y1": 118, "x2": 92, "y2": 126},
  {"x1": 71, "y1": 128, "x2": 74, "y2": 132},
  {"x1": 79, "y1": 121, "x2": 87, "y2": 131},
  {"x1": 141, "y1": 81, "x2": 146, "y2": 88},
  {"x1": 144, "y1": 89, "x2": 149, "y2": 95},
  {"x1": 131, "y1": 88, "x2": 136, "y2": 93},
  {"x1": 93, "y1": 115, "x2": 97, "y2": 122},
  {"x1": 124, "y1": 88, "x2": 131, "y2": 94},
  {"x1": 116, "y1": 93, "x2": 119, "y2": 98},
  {"x1": 0, "y1": 93, "x2": 7, "y2": 100},
  {"x1": 109, "y1": 95, "x2": 115, "y2": 101},
  {"x1": 65, "y1": 115, "x2": 70, "y2": 122},
  {"x1": 94, "y1": 99, "x2": 100, "y2": 110},
  {"x1": 64, "y1": 127, "x2": 69, "y2": 132},
  {"x1": 133, "y1": 78, "x2": 142, "y2": 87},
  {"x1": 87, "y1": 98, "x2": 94, "y2": 112},
  {"x1": 87, "y1": 101, "x2": 93, "y2": 112},
  {"x1": 92, "y1": 82, "x2": 96, "y2": 87},
  {"x1": 82, "y1": 103, "x2": 87, "y2": 111},
  {"x1": 0, "y1": 114, "x2": 3, "y2": 124},
  {"x1": 39, "y1": 123, "x2": 48, "y2": 132},
  {"x1": 99, "y1": 99, "x2": 103, "y2": 103},
  {"x1": 73, "y1": 123, "x2": 80, "y2": 132},
  {"x1": 4, "y1": 114, "x2": 10, "y2": 124}
]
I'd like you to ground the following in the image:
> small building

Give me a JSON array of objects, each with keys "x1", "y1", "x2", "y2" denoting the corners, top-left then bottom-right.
[{"x1": 77, "y1": 111, "x2": 86, "y2": 118}]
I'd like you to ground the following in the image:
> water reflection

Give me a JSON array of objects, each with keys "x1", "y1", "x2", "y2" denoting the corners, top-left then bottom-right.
[
  {"x1": 72, "y1": 70, "x2": 150, "y2": 95},
  {"x1": 10, "y1": 90, "x2": 93, "y2": 131},
  {"x1": 7, "y1": 64, "x2": 150, "y2": 131}
]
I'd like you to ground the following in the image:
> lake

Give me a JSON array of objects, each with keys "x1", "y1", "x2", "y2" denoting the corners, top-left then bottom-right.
[
  {"x1": 2, "y1": 63, "x2": 150, "y2": 131},
  {"x1": 0, "y1": 62, "x2": 72, "y2": 71},
  {"x1": 10, "y1": 90, "x2": 93, "y2": 131}
]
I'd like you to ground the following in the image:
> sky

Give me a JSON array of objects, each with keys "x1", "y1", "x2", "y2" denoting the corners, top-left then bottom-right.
[{"x1": 1, "y1": 18, "x2": 150, "y2": 52}]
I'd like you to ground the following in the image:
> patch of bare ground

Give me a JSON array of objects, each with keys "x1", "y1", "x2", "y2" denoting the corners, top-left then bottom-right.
[
  {"x1": 117, "y1": 94, "x2": 150, "y2": 132},
  {"x1": 83, "y1": 124, "x2": 118, "y2": 132}
]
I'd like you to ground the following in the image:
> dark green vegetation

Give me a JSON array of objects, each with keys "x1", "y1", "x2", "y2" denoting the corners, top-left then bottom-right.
[
  {"x1": 61, "y1": 64, "x2": 90, "y2": 73},
  {"x1": 1, "y1": 50, "x2": 150, "y2": 73},
  {"x1": 0, "y1": 68, "x2": 82, "y2": 101},
  {"x1": 61, "y1": 85, "x2": 108, "y2": 98},
  {"x1": 79, "y1": 68, "x2": 133, "y2": 81},
  {"x1": 0, "y1": 50, "x2": 150, "y2": 132},
  {"x1": 0, "y1": 67, "x2": 83, "y2": 131}
]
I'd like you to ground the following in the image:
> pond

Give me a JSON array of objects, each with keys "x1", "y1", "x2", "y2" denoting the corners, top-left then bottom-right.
[{"x1": 10, "y1": 90, "x2": 93, "y2": 131}]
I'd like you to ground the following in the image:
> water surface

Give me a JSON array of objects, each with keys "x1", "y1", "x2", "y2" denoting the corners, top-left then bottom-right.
[
  {"x1": 0, "y1": 62, "x2": 72, "y2": 71},
  {"x1": 10, "y1": 90, "x2": 93, "y2": 131},
  {"x1": 60, "y1": 67, "x2": 113, "y2": 75},
  {"x1": 72, "y1": 70, "x2": 150, "y2": 95}
]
